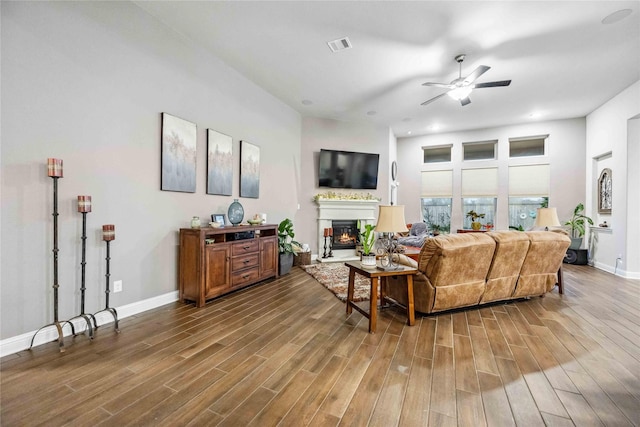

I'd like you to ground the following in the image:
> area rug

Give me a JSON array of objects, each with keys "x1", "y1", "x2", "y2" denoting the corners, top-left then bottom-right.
[{"x1": 302, "y1": 263, "x2": 374, "y2": 302}]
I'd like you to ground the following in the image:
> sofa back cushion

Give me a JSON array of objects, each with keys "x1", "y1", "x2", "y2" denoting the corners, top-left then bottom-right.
[
  {"x1": 418, "y1": 233, "x2": 495, "y2": 311},
  {"x1": 514, "y1": 231, "x2": 571, "y2": 297},
  {"x1": 482, "y1": 231, "x2": 530, "y2": 303}
]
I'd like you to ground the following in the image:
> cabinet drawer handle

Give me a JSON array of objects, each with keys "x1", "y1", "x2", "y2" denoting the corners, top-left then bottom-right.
[
  {"x1": 243, "y1": 259, "x2": 250, "y2": 264},
  {"x1": 242, "y1": 245, "x2": 251, "y2": 250},
  {"x1": 242, "y1": 274, "x2": 250, "y2": 279}
]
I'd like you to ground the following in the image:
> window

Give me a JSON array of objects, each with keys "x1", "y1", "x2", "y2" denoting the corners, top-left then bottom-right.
[
  {"x1": 463, "y1": 140, "x2": 496, "y2": 161},
  {"x1": 509, "y1": 197, "x2": 548, "y2": 230},
  {"x1": 421, "y1": 170, "x2": 452, "y2": 234},
  {"x1": 509, "y1": 135, "x2": 547, "y2": 157},
  {"x1": 461, "y1": 168, "x2": 498, "y2": 229},
  {"x1": 462, "y1": 198, "x2": 496, "y2": 229},
  {"x1": 421, "y1": 198, "x2": 452, "y2": 234},
  {"x1": 423, "y1": 146, "x2": 452, "y2": 163}
]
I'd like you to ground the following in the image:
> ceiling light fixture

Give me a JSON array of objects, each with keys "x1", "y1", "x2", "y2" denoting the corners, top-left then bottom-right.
[
  {"x1": 447, "y1": 86, "x2": 473, "y2": 101},
  {"x1": 602, "y1": 9, "x2": 632, "y2": 24}
]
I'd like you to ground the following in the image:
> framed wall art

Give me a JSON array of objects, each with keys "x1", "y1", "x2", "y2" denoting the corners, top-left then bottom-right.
[
  {"x1": 240, "y1": 140, "x2": 260, "y2": 198},
  {"x1": 207, "y1": 129, "x2": 233, "y2": 196},
  {"x1": 211, "y1": 213, "x2": 226, "y2": 226},
  {"x1": 598, "y1": 168, "x2": 612, "y2": 214},
  {"x1": 161, "y1": 113, "x2": 197, "y2": 193}
]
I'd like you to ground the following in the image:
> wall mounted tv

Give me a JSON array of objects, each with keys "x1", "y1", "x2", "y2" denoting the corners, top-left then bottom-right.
[{"x1": 318, "y1": 149, "x2": 379, "y2": 189}]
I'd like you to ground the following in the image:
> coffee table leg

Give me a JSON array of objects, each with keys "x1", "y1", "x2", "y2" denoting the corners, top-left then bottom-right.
[
  {"x1": 346, "y1": 268, "x2": 356, "y2": 315},
  {"x1": 406, "y1": 275, "x2": 415, "y2": 326},
  {"x1": 369, "y1": 277, "x2": 379, "y2": 333}
]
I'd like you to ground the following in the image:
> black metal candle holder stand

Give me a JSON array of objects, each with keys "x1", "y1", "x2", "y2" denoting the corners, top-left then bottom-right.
[
  {"x1": 30, "y1": 176, "x2": 74, "y2": 352},
  {"x1": 67, "y1": 211, "x2": 95, "y2": 338},
  {"x1": 93, "y1": 239, "x2": 119, "y2": 332},
  {"x1": 328, "y1": 235, "x2": 334, "y2": 258},
  {"x1": 322, "y1": 236, "x2": 328, "y2": 258}
]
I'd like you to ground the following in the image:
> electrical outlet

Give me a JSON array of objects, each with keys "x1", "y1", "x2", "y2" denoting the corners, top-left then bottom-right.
[
  {"x1": 618, "y1": 254, "x2": 623, "y2": 260},
  {"x1": 113, "y1": 280, "x2": 123, "y2": 293}
]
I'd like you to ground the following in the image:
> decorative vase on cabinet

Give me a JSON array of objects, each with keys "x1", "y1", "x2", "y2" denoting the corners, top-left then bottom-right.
[{"x1": 228, "y1": 199, "x2": 244, "y2": 226}]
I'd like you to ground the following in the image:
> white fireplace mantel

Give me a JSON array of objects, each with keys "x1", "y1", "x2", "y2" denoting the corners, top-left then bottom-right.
[{"x1": 316, "y1": 199, "x2": 379, "y2": 262}]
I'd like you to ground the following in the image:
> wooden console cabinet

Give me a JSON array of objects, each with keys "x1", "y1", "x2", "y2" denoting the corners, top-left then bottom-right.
[{"x1": 179, "y1": 224, "x2": 278, "y2": 307}]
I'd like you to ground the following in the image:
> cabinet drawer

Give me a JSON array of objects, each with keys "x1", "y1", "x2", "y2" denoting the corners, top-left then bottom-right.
[
  {"x1": 232, "y1": 253, "x2": 259, "y2": 271},
  {"x1": 231, "y1": 267, "x2": 259, "y2": 287},
  {"x1": 232, "y1": 240, "x2": 259, "y2": 256}
]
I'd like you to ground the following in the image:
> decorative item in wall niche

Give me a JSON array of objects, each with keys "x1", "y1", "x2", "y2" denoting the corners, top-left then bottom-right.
[
  {"x1": 598, "y1": 168, "x2": 612, "y2": 214},
  {"x1": 161, "y1": 113, "x2": 197, "y2": 193},
  {"x1": 207, "y1": 129, "x2": 233, "y2": 196},
  {"x1": 240, "y1": 140, "x2": 260, "y2": 198}
]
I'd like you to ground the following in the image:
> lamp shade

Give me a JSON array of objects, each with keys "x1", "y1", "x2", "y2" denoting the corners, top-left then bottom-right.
[
  {"x1": 375, "y1": 205, "x2": 409, "y2": 233},
  {"x1": 534, "y1": 207, "x2": 561, "y2": 228}
]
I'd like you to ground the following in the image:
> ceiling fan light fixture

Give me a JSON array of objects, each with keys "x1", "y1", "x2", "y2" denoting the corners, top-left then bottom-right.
[{"x1": 447, "y1": 86, "x2": 473, "y2": 101}]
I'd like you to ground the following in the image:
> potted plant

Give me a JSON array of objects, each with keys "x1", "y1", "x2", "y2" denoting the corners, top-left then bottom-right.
[
  {"x1": 466, "y1": 210, "x2": 485, "y2": 231},
  {"x1": 359, "y1": 222, "x2": 377, "y2": 268},
  {"x1": 564, "y1": 203, "x2": 593, "y2": 249},
  {"x1": 278, "y1": 218, "x2": 300, "y2": 275}
]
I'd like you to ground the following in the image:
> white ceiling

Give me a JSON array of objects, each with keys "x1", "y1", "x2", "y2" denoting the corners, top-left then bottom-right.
[{"x1": 136, "y1": 1, "x2": 640, "y2": 137}]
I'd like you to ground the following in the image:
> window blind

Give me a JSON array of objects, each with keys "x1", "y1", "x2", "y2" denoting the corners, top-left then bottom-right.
[
  {"x1": 509, "y1": 164, "x2": 550, "y2": 196},
  {"x1": 421, "y1": 170, "x2": 453, "y2": 197},
  {"x1": 461, "y1": 168, "x2": 498, "y2": 196}
]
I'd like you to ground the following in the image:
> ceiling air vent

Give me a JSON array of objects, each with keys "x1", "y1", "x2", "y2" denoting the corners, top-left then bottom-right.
[{"x1": 327, "y1": 37, "x2": 352, "y2": 53}]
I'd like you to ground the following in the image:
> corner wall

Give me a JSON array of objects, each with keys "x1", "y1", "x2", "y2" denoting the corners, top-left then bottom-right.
[
  {"x1": 298, "y1": 117, "x2": 392, "y2": 256},
  {"x1": 586, "y1": 81, "x2": 640, "y2": 278},
  {"x1": 1, "y1": 1, "x2": 301, "y2": 340}
]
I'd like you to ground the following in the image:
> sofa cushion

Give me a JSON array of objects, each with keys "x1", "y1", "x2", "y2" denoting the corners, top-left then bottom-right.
[
  {"x1": 420, "y1": 233, "x2": 496, "y2": 311},
  {"x1": 514, "y1": 231, "x2": 571, "y2": 297},
  {"x1": 482, "y1": 231, "x2": 530, "y2": 303}
]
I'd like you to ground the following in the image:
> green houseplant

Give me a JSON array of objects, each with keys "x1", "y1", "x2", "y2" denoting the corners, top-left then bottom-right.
[
  {"x1": 358, "y1": 222, "x2": 377, "y2": 267},
  {"x1": 278, "y1": 218, "x2": 300, "y2": 275},
  {"x1": 564, "y1": 203, "x2": 593, "y2": 249},
  {"x1": 466, "y1": 210, "x2": 485, "y2": 231}
]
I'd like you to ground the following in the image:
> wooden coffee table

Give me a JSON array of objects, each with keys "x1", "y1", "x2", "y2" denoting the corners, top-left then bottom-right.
[{"x1": 344, "y1": 261, "x2": 418, "y2": 333}]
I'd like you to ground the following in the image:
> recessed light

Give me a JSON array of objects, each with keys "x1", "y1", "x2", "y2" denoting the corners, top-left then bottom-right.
[
  {"x1": 602, "y1": 9, "x2": 632, "y2": 24},
  {"x1": 366, "y1": 111, "x2": 377, "y2": 116},
  {"x1": 301, "y1": 99, "x2": 313, "y2": 106},
  {"x1": 407, "y1": 131, "x2": 412, "y2": 135},
  {"x1": 431, "y1": 124, "x2": 440, "y2": 131}
]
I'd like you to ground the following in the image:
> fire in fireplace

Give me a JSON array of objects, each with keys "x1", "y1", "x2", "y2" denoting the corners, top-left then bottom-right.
[{"x1": 331, "y1": 220, "x2": 359, "y2": 250}]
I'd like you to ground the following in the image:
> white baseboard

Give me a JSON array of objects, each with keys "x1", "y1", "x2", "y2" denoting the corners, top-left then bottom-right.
[
  {"x1": 0, "y1": 291, "x2": 179, "y2": 358},
  {"x1": 592, "y1": 261, "x2": 640, "y2": 279}
]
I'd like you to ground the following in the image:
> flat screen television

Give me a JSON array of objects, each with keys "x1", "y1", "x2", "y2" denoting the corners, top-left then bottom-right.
[{"x1": 318, "y1": 149, "x2": 379, "y2": 189}]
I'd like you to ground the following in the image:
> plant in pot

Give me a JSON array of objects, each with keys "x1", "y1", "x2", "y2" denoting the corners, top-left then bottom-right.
[
  {"x1": 359, "y1": 222, "x2": 377, "y2": 268},
  {"x1": 564, "y1": 203, "x2": 593, "y2": 249},
  {"x1": 466, "y1": 210, "x2": 485, "y2": 231},
  {"x1": 278, "y1": 218, "x2": 300, "y2": 275}
]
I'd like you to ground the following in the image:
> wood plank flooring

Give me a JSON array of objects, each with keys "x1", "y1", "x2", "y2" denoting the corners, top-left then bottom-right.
[{"x1": 1, "y1": 264, "x2": 639, "y2": 426}]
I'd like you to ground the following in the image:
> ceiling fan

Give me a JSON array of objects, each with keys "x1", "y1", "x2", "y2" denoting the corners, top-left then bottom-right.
[{"x1": 421, "y1": 54, "x2": 511, "y2": 106}]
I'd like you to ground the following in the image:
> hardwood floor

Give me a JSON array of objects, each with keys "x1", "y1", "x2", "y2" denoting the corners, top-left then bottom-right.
[{"x1": 1, "y1": 264, "x2": 639, "y2": 426}]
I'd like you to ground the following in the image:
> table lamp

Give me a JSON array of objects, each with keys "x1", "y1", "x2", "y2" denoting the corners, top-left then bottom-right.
[
  {"x1": 534, "y1": 207, "x2": 561, "y2": 231},
  {"x1": 375, "y1": 205, "x2": 409, "y2": 270}
]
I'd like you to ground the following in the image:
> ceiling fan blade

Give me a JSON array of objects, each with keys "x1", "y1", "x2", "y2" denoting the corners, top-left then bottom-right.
[
  {"x1": 421, "y1": 92, "x2": 448, "y2": 106},
  {"x1": 463, "y1": 65, "x2": 490, "y2": 84},
  {"x1": 460, "y1": 97, "x2": 471, "y2": 106},
  {"x1": 474, "y1": 80, "x2": 511, "y2": 88},
  {"x1": 422, "y1": 82, "x2": 455, "y2": 89}
]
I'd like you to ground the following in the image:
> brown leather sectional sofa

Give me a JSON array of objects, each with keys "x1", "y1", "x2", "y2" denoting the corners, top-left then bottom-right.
[{"x1": 387, "y1": 230, "x2": 571, "y2": 314}]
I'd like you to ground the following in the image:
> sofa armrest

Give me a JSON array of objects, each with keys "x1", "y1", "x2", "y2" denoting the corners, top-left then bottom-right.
[{"x1": 396, "y1": 253, "x2": 418, "y2": 269}]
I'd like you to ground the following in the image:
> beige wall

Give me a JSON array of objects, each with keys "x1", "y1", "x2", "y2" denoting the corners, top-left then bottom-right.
[
  {"x1": 298, "y1": 117, "x2": 393, "y2": 256},
  {"x1": 1, "y1": 1, "x2": 301, "y2": 339},
  {"x1": 396, "y1": 118, "x2": 587, "y2": 230}
]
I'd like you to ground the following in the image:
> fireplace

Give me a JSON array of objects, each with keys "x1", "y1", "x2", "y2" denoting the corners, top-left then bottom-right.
[
  {"x1": 315, "y1": 198, "x2": 378, "y2": 262},
  {"x1": 332, "y1": 220, "x2": 358, "y2": 250}
]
